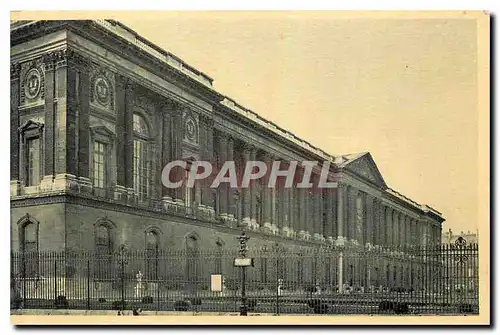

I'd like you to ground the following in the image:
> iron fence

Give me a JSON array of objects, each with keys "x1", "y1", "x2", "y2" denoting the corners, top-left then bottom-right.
[{"x1": 10, "y1": 241, "x2": 479, "y2": 315}]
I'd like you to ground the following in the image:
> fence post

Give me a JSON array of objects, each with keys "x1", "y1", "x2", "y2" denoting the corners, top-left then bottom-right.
[
  {"x1": 54, "y1": 256, "x2": 57, "y2": 301},
  {"x1": 275, "y1": 252, "x2": 279, "y2": 315},
  {"x1": 156, "y1": 255, "x2": 159, "y2": 312},
  {"x1": 338, "y1": 251, "x2": 343, "y2": 293},
  {"x1": 87, "y1": 257, "x2": 90, "y2": 310}
]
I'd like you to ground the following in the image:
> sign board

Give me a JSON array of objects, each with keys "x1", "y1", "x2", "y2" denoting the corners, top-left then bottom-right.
[
  {"x1": 234, "y1": 258, "x2": 254, "y2": 267},
  {"x1": 211, "y1": 274, "x2": 222, "y2": 292}
]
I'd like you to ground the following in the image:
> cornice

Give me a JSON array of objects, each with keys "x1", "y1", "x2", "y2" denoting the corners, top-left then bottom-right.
[{"x1": 67, "y1": 21, "x2": 223, "y2": 105}]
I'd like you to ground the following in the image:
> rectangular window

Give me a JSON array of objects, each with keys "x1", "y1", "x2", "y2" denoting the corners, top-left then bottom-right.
[
  {"x1": 92, "y1": 141, "x2": 106, "y2": 188},
  {"x1": 27, "y1": 137, "x2": 40, "y2": 186},
  {"x1": 185, "y1": 169, "x2": 195, "y2": 206},
  {"x1": 133, "y1": 140, "x2": 150, "y2": 200}
]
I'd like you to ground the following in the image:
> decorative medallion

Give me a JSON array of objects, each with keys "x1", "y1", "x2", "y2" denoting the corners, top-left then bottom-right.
[
  {"x1": 185, "y1": 118, "x2": 197, "y2": 142},
  {"x1": 24, "y1": 68, "x2": 41, "y2": 100},
  {"x1": 94, "y1": 77, "x2": 110, "y2": 106}
]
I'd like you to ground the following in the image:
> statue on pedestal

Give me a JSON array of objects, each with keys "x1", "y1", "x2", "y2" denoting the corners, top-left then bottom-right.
[{"x1": 135, "y1": 270, "x2": 144, "y2": 299}]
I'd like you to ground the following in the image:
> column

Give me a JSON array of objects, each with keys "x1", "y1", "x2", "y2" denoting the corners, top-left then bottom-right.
[
  {"x1": 385, "y1": 207, "x2": 393, "y2": 248},
  {"x1": 347, "y1": 186, "x2": 358, "y2": 242},
  {"x1": 217, "y1": 133, "x2": 229, "y2": 218},
  {"x1": 306, "y1": 187, "x2": 313, "y2": 236},
  {"x1": 200, "y1": 115, "x2": 215, "y2": 212},
  {"x1": 401, "y1": 214, "x2": 407, "y2": 247},
  {"x1": 40, "y1": 52, "x2": 56, "y2": 191},
  {"x1": 365, "y1": 194, "x2": 374, "y2": 246},
  {"x1": 392, "y1": 211, "x2": 399, "y2": 247},
  {"x1": 114, "y1": 74, "x2": 128, "y2": 199},
  {"x1": 287, "y1": 184, "x2": 295, "y2": 236},
  {"x1": 324, "y1": 188, "x2": 334, "y2": 242},
  {"x1": 124, "y1": 81, "x2": 136, "y2": 192},
  {"x1": 241, "y1": 144, "x2": 252, "y2": 227},
  {"x1": 373, "y1": 200, "x2": 380, "y2": 246},
  {"x1": 52, "y1": 49, "x2": 79, "y2": 191},
  {"x1": 372, "y1": 199, "x2": 380, "y2": 245},
  {"x1": 336, "y1": 183, "x2": 346, "y2": 244},
  {"x1": 298, "y1": 183, "x2": 307, "y2": 238},
  {"x1": 262, "y1": 153, "x2": 273, "y2": 230},
  {"x1": 281, "y1": 181, "x2": 289, "y2": 231},
  {"x1": 10, "y1": 63, "x2": 21, "y2": 195},
  {"x1": 405, "y1": 216, "x2": 411, "y2": 246},
  {"x1": 73, "y1": 53, "x2": 92, "y2": 194},
  {"x1": 249, "y1": 147, "x2": 258, "y2": 228},
  {"x1": 226, "y1": 136, "x2": 236, "y2": 221},
  {"x1": 313, "y1": 173, "x2": 323, "y2": 241}
]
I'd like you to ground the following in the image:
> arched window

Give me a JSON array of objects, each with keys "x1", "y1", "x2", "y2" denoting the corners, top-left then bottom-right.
[
  {"x1": 145, "y1": 230, "x2": 159, "y2": 280},
  {"x1": 95, "y1": 224, "x2": 112, "y2": 279},
  {"x1": 133, "y1": 113, "x2": 151, "y2": 201},
  {"x1": 185, "y1": 234, "x2": 200, "y2": 291},
  {"x1": 297, "y1": 252, "x2": 304, "y2": 285},
  {"x1": 260, "y1": 247, "x2": 269, "y2": 285},
  {"x1": 214, "y1": 240, "x2": 223, "y2": 275},
  {"x1": 20, "y1": 219, "x2": 38, "y2": 278}
]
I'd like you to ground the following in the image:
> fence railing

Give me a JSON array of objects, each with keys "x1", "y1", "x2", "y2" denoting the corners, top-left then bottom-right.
[{"x1": 10, "y1": 242, "x2": 479, "y2": 315}]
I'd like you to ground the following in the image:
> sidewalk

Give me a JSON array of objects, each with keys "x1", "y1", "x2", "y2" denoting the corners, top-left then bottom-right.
[{"x1": 11, "y1": 309, "x2": 276, "y2": 316}]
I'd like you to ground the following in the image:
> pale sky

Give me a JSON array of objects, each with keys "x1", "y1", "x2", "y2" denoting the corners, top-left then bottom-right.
[{"x1": 120, "y1": 13, "x2": 479, "y2": 233}]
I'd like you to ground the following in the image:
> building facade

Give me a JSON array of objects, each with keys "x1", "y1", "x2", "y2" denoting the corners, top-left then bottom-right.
[{"x1": 10, "y1": 20, "x2": 444, "y2": 291}]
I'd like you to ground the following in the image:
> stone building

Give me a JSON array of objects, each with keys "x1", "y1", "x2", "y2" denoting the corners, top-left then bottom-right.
[{"x1": 10, "y1": 20, "x2": 444, "y2": 291}]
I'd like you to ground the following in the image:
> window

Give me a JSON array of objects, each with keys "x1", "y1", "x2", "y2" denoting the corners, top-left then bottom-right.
[
  {"x1": 185, "y1": 168, "x2": 195, "y2": 206},
  {"x1": 21, "y1": 222, "x2": 38, "y2": 277},
  {"x1": 297, "y1": 256, "x2": 304, "y2": 284},
  {"x1": 133, "y1": 114, "x2": 151, "y2": 201},
  {"x1": 186, "y1": 235, "x2": 200, "y2": 289},
  {"x1": 260, "y1": 256, "x2": 268, "y2": 284},
  {"x1": 215, "y1": 241, "x2": 223, "y2": 274},
  {"x1": 271, "y1": 188, "x2": 277, "y2": 225},
  {"x1": 145, "y1": 230, "x2": 159, "y2": 280},
  {"x1": 256, "y1": 194, "x2": 263, "y2": 225},
  {"x1": 96, "y1": 224, "x2": 112, "y2": 279},
  {"x1": 26, "y1": 137, "x2": 41, "y2": 186},
  {"x1": 92, "y1": 141, "x2": 106, "y2": 188}
]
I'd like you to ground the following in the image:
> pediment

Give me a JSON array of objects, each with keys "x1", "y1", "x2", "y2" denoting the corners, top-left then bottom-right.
[
  {"x1": 18, "y1": 119, "x2": 44, "y2": 133},
  {"x1": 90, "y1": 125, "x2": 115, "y2": 137},
  {"x1": 343, "y1": 153, "x2": 387, "y2": 188}
]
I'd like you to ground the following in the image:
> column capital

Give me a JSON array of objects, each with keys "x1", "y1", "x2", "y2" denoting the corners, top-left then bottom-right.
[
  {"x1": 347, "y1": 185, "x2": 359, "y2": 198},
  {"x1": 337, "y1": 181, "x2": 348, "y2": 190},
  {"x1": 66, "y1": 50, "x2": 91, "y2": 68},
  {"x1": 199, "y1": 114, "x2": 214, "y2": 127},
  {"x1": 10, "y1": 63, "x2": 21, "y2": 81},
  {"x1": 218, "y1": 131, "x2": 230, "y2": 141},
  {"x1": 241, "y1": 142, "x2": 254, "y2": 154},
  {"x1": 261, "y1": 151, "x2": 275, "y2": 162}
]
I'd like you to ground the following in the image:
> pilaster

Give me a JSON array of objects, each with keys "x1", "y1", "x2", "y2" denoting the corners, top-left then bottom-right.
[{"x1": 10, "y1": 63, "x2": 21, "y2": 196}]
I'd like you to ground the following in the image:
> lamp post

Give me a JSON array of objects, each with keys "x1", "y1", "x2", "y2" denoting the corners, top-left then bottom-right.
[
  {"x1": 236, "y1": 231, "x2": 250, "y2": 316},
  {"x1": 117, "y1": 245, "x2": 129, "y2": 312}
]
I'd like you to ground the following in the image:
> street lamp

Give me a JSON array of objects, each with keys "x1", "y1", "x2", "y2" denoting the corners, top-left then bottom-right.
[{"x1": 235, "y1": 231, "x2": 252, "y2": 316}]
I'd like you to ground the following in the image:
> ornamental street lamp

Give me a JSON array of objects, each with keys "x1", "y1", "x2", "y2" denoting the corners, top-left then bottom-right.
[{"x1": 235, "y1": 231, "x2": 252, "y2": 316}]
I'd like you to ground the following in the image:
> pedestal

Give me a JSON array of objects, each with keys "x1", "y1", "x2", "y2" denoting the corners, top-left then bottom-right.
[
  {"x1": 78, "y1": 177, "x2": 93, "y2": 194},
  {"x1": 113, "y1": 184, "x2": 127, "y2": 201},
  {"x1": 39, "y1": 175, "x2": 54, "y2": 192},
  {"x1": 53, "y1": 173, "x2": 79, "y2": 191},
  {"x1": 10, "y1": 180, "x2": 20, "y2": 197}
]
